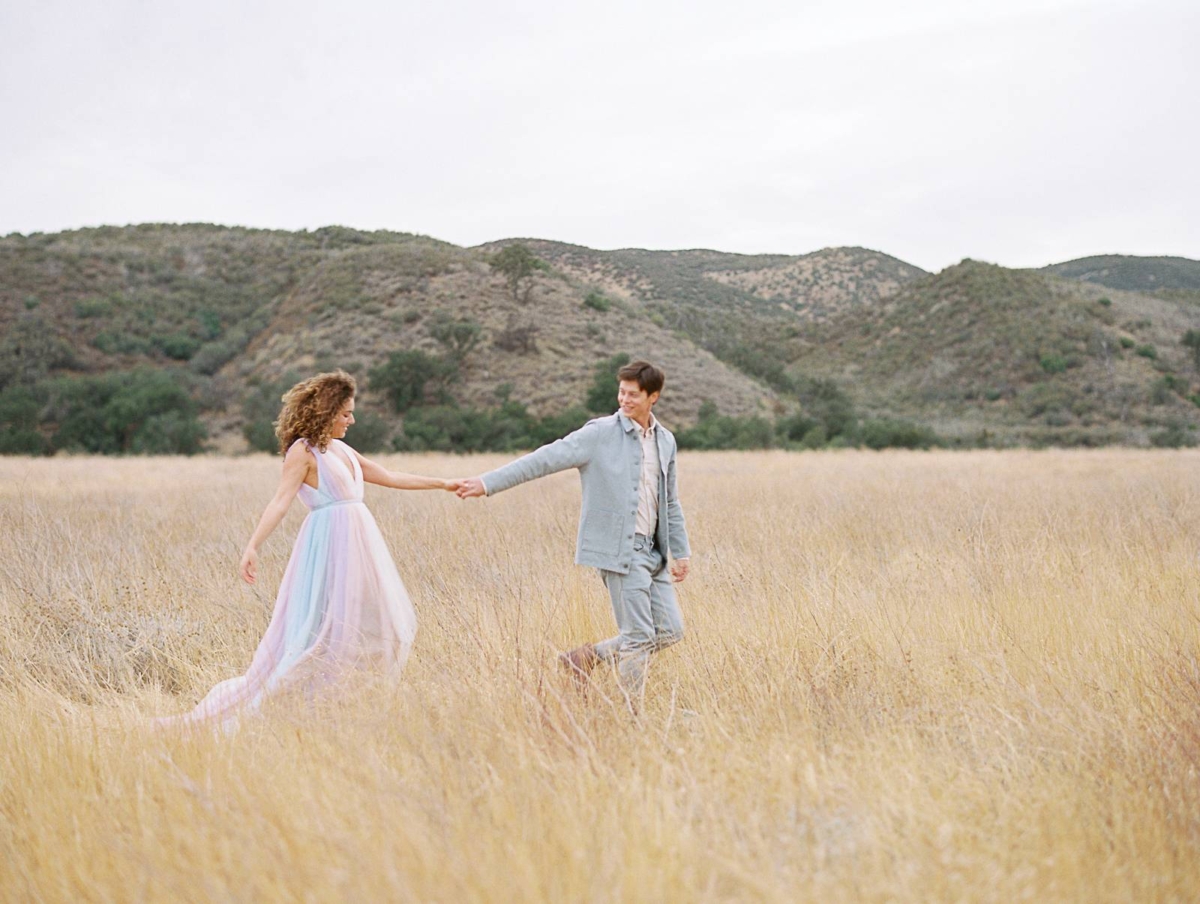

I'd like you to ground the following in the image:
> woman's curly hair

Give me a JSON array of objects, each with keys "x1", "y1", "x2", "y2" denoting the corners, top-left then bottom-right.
[{"x1": 274, "y1": 370, "x2": 356, "y2": 454}]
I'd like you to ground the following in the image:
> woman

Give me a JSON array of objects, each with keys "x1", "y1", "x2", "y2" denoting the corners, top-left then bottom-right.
[{"x1": 163, "y1": 370, "x2": 461, "y2": 727}]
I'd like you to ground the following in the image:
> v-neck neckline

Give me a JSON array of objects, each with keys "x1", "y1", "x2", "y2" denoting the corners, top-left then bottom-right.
[{"x1": 325, "y1": 441, "x2": 357, "y2": 483}]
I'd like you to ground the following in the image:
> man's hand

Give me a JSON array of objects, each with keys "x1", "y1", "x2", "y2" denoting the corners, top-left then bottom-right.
[
  {"x1": 441, "y1": 478, "x2": 468, "y2": 493},
  {"x1": 669, "y1": 557, "x2": 690, "y2": 583},
  {"x1": 456, "y1": 477, "x2": 487, "y2": 499}
]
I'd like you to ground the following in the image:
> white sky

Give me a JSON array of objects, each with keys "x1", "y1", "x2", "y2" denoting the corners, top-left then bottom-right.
[{"x1": 1, "y1": 0, "x2": 1196, "y2": 272}]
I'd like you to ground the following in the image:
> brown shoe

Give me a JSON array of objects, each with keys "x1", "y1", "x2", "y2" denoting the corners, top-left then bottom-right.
[{"x1": 557, "y1": 643, "x2": 598, "y2": 689}]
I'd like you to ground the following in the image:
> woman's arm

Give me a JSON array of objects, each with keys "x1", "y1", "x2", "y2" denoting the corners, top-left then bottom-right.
[
  {"x1": 239, "y1": 443, "x2": 313, "y2": 584},
  {"x1": 354, "y1": 450, "x2": 463, "y2": 492}
]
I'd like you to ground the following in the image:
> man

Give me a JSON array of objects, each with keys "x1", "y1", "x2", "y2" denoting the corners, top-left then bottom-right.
[{"x1": 456, "y1": 360, "x2": 691, "y2": 707}]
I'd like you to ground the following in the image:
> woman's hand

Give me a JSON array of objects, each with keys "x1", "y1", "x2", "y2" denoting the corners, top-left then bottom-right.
[
  {"x1": 239, "y1": 547, "x2": 259, "y2": 585},
  {"x1": 442, "y1": 478, "x2": 468, "y2": 492}
]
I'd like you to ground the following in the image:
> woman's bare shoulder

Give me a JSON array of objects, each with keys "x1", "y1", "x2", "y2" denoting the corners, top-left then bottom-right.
[{"x1": 283, "y1": 439, "x2": 316, "y2": 466}]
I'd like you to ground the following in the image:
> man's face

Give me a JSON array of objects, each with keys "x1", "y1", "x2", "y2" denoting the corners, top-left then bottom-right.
[{"x1": 618, "y1": 379, "x2": 659, "y2": 424}]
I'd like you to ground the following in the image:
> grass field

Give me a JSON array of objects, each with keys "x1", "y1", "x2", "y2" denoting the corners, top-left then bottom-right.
[{"x1": 1, "y1": 449, "x2": 1199, "y2": 902}]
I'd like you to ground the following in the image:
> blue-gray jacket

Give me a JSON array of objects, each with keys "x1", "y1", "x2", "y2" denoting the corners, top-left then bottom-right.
[{"x1": 481, "y1": 412, "x2": 691, "y2": 574}]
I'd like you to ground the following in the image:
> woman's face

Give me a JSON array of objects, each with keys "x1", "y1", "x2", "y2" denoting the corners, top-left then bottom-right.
[{"x1": 331, "y1": 397, "x2": 356, "y2": 439}]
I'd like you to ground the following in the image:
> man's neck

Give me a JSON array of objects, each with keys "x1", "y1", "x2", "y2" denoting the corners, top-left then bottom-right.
[{"x1": 631, "y1": 411, "x2": 655, "y2": 431}]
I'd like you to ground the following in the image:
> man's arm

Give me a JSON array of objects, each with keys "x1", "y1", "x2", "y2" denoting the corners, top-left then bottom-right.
[
  {"x1": 664, "y1": 445, "x2": 691, "y2": 578},
  {"x1": 457, "y1": 420, "x2": 601, "y2": 499}
]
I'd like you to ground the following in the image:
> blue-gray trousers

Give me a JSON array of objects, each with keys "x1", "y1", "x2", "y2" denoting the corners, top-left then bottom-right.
[{"x1": 594, "y1": 533, "x2": 684, "y2": 700}]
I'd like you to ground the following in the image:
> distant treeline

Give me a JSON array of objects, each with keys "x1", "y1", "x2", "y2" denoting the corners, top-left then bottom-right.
[
  {"x1": 0, "y1": 349, "x2": 945, "y2": 456},
  {"x1": 8, "y1": 344, "x2": 1198, "y2": 456}
]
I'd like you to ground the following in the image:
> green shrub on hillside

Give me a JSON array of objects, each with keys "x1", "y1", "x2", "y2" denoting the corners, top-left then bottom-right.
[
  {"x1": 370, "y1": 350, "x2": 458, "y2": 414},
  {"x1": 155, "y1": 333, "x2": 202, "y2": 361},
  {"x1": 428, "y1": 313, "x2": 482, "y2": 361},
  {"x1": 1040, "y1": 354, "x2": 1069, "y2": 374},
  {"x1": 42, "y1": 370, "x2": 207, "y2": 455},
  {"x1": 1150, "y1": 375, "x2": 1187, "y2": 405},
  {"x1": 241, "y1": 375, "x2": 299, "y2": 453},
  {"x1": 583, "y1": 292, "x2": 612, "y2": 312},
  {"x1": 859, "y1": 418, "x2": 940, "y2": 450},
  {"x1": 0, "y1": 318, "x2": 77, "y2": 389},
  {"x1": 346, "y1": 410, "x2": 390, "y2": 453},
  {"x1": 394, "y1": 401, "x2": 590, "y2": 453},
  {"x1": 677, "y1": 409, "x2": 775, "y2": 450},
  {"x1": 585, "y1": 353, "x2": 632, "y2": 414},
  {"x1": 1136, "y1": 344, "x2": 1158, "y2": 360},
  {"x1": 0, "y1": 384, "x2": 48, "y2": 454},
  {"x1": 74, "y1": 297, "x2": 114, "y2": 318},
  {"x1": 1181, "y1": 330, "x2": 1200, "y2": 370},
  {"x1": 93, "y1": 331, "x2": 155, "y2": 356},
  {"x1": 1150, "y1": 421, "x2": 1198, "y2": 448}
]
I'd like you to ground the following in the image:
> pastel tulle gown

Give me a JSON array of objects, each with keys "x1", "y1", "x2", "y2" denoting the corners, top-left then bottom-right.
[{"x1": 162, "y1": 439, "x2": 417, "y2": 727}]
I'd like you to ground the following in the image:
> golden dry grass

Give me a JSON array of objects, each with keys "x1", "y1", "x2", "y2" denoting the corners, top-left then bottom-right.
[{"x1": 1, "y1": 449, "x2": 1199, "y2": 902}]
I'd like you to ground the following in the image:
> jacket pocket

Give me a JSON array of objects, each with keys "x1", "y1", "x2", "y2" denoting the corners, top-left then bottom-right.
[{"x1": 580, "y1": 508, "x2": 622, "y2": 556}]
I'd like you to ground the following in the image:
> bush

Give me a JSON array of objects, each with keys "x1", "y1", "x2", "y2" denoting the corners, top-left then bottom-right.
[
  {"x1": 74, "y1": 298, "x2": 113, "y2": 318},
  {"x1": 1136, "y1": 344, "x2": 1158, "y2": 359},
  {"x1": 155, "y1": 333, "x2": 202, "y2": 361},
  {"x1": 493, "y1": 318, "x2": 540, "y2": 354},
  {"x1": 0, "y1": 318, "x2": 77, "y2": 388},
  {"x1": 346, "y1": 409, "x2": 390, "y2": 452},
  {"x1": 190, "y1": 334, "x2": 243, "y2": 375},
  {"x1": 859, "y1": 418, "x2": 940, "y2": 450},
  {"x1": 369, "y1": 350, "x2": 458, "y2": 413},
  {"x1": 0, "y1": 428, "x2": 48, "y2": 455},
  {"x1": 677, "y1": 412, "x2": 775, "y2": 450},
  {"x1": 428, "y1": 313, "x2": 482, "y2": 361},
  {"x1": 583, "y1": 292, "x2": 612, "y2": 312},
  {"x1": 1150, "y1": 423, "x2": 1198, "y2": 448},
  {"x1": 1039, "y1": 354, "x2": 1068, "y2": 374},
  {"x1": 93, "y1": 331, "x2": 155, "y2": 356},
  {"x1": 1097, "y1": 297, "x2": 1112, "y2": 307},
  {"x1": 585, "y1": 353, "x2": 631, "y2": 414},
  {"x1": 1150, "y1": 375, "x2": 1186, "y2": 405},
  {"x1": 44, "y1": 370, "x2": 206, "y2": 454},
  {"x1": 0, "y1": 384, "x2": 48, "y2": 455},
  {"x1": 1119, "y1": 337, "x2": 1135, "y2": 349},
  {"x1": 794, "y1": 377, "x2": 857, "y2": 440},
  {"x1": 131, "y1": 411, "x2": 208, "y2": 454},
  {"x1": 1182, "y1": 329, "x2": 1200, "y2": 370},
  {"x1": 241, "y1": 375, "x2": 299, "y2": 453}
]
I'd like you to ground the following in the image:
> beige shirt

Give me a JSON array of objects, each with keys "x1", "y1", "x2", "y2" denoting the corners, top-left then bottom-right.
[{"x1": 635, "y1": 415, "x2": 660, "y2": 537}]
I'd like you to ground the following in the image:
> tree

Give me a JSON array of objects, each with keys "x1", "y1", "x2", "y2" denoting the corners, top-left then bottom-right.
[
  {"x1": 585, "y1": 353, "x2": 631, "y2": 415},
  {"x1": 429, "y1": 313, "x2": 482, "y2": 361},
  {"x1": 0, "y1": 384, "x2": 47, "y2": 454},
  {"x1": 489, "y1": 243, "x2": 546, "y2": 304},
  {"x1": 1182, "y1": 329, "x2": 1200, "y2": 371},
  {"x1": 369, "y1": 350, "x2": 457, "y2": 413},
  {"x1": 492, "y1": 314, "x2": 540, "y2": 354},
  {"x1": 45, "y1": 369, "x2": 206, "y2": 455}
]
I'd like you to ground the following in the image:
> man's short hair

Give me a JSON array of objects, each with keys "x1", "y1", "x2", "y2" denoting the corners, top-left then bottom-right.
[{"x1": 617, "y1": 360, "x2": 665, "y2": 395}]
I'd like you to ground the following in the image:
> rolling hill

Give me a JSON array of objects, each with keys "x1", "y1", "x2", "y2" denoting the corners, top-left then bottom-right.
[
  {"x1": 0, "y1": 224, "x2": 780, "y2": 452},
  {"x1": 3, "y1": 224, "x2": 1198, "y2": 452},
  {"x1": 787, "y1": 259, "x2": 1200, "y2": 444},
  {"x1": 1042, "y1": 255, "x2": 1200, "y2": 292}
]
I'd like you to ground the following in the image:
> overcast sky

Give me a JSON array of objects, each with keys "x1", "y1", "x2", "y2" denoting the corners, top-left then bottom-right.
[{"x1": 1, "y1": 0, "x2": 1195, "y2": 272}]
